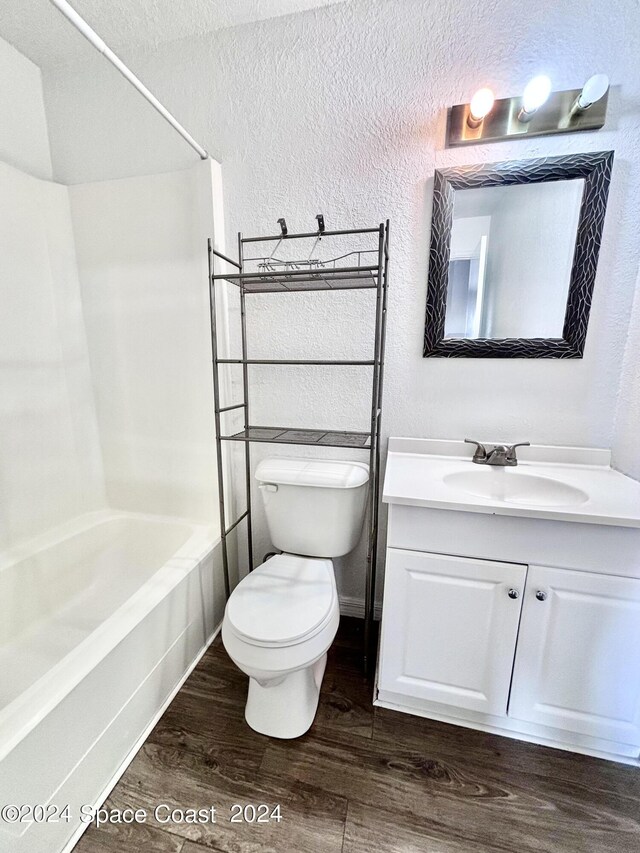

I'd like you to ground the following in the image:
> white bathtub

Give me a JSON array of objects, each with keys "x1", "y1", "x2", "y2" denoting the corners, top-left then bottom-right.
[{"x1": 0, "y1": 510, "x2": 222, "y2": 853}]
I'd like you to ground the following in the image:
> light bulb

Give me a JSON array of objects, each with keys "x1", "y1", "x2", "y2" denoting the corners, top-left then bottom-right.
[
  {"x1": 469, "y1": 88, "x2": 495, "y2": 122},
  {"x1": 522, "y1": 75, "x2": 552, "y2": 113},
  {"x1": 518, "y1": 74, "x2": 552, "y2": 123},
  {"x1": 577, "y1": 73, "x2": 609, "y2": 109}
]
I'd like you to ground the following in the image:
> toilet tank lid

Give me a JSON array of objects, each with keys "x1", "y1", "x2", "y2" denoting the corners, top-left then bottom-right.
[{"x1": 255, "y1": 457, "x2": 369, "y2": 489}]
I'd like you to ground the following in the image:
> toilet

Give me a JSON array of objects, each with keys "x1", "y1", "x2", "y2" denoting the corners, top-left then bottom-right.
[{"x1": 222, "y1": 457, "x2": 369, "y2": 739}]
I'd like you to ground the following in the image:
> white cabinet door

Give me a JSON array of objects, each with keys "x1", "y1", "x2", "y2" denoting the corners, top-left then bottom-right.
[
  {"x1": 378, "y1": 549, "x2": 526, "y2": 715},
  {"x1": 509, "y1": 565, "x2": 640, "y2": 746}
]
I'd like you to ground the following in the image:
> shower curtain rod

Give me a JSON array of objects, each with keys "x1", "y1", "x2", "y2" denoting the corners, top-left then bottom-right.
[{"x1": 48, "y1": 0, "x2": 209, "y2": 160}]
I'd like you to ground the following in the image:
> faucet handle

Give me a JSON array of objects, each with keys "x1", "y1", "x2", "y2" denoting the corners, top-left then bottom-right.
[
  {"x1": 464, "y1": 438, "x2": 488, "y2": 462},
  {"x1": 505, "y1": 441, "x2": 530, "y2": 462}
]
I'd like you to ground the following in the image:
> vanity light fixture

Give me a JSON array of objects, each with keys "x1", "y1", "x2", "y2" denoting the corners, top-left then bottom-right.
[
  {"x1": 518, "y1": 75, "x2": 552, "y2": 122},
  {"x1": 446, "y1": 73, "x2": 609, "y2": 147},
  {"x1": 467, "y1": 88, "x2": 495, "y2": 128}
]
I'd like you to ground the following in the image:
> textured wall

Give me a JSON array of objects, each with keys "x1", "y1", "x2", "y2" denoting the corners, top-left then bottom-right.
[
  {"x1": 0, "y1": 35, "x2": 52, "y2": 179},
  {"x1": 40, "y1": 0, "x2": 640, "y2": 600},
  {"x1": 612, "y1": 271, "x2": 640, "y2": 479}
]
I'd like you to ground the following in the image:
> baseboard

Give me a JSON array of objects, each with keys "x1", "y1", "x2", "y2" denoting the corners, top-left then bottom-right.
[
  {"x1": 61, "y1": 622, "x2": 222, "y2": 853},
  {"x1": 374, "y1": 694, "x2": 640, "y2": 767},
  {"x1": 339, "y1": 595, "x2": 382, "y2": 620}
]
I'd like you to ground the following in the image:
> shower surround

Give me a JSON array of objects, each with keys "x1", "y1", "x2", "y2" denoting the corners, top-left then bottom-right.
[{"x1": 0, "y1": 150, "x2": 230, "y2": 853}]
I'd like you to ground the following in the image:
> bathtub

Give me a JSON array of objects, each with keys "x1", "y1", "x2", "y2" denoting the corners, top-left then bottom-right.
[{"x1": 0, "y1": 510, "x2": 222, "y2": 853}]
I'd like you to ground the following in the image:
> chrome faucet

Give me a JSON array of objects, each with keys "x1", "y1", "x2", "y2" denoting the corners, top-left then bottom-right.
[{"x1": 464, "y1": 439, "x2": 530, "y2": 467}]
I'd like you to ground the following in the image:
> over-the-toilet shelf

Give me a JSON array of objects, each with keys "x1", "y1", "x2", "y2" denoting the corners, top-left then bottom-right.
[{"x1": 208, "y1": 220, "x2": 390, "y2": 671}]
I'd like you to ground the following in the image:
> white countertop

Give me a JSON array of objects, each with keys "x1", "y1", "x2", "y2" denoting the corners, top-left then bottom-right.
[{"x1": 383, "y1": 438, "x2": 640, "y2": 528}]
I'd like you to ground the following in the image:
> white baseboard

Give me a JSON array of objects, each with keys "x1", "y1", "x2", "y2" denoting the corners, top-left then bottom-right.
[{"x1": 339, "y1": 595, "x2": 382, "y2": 620}]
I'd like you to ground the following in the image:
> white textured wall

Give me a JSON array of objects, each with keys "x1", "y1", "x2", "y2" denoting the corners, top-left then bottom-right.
[
  {"x1": 69, "y1": 160, "x2": 221, "y2": 526},
  {"x1": 612, "y1": 271, "x2": 640, "y2": 479},
  {"x1": 0, "y1": 162, "x2": 105, "y2": 550},
  {"x1": 0, "y1": 35, "x2": 52, "y2": 179},
  {"x1": 40, "y1": 0, "x2": 640, "y2": 599}
]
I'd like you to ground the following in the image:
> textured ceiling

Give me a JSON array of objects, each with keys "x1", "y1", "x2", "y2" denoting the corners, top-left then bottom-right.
[{"x1": 0, "y1": 0, "x2": 348, "y2": 68}]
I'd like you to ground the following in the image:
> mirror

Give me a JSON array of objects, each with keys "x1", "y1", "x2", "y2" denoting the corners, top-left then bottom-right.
[
  {"x1": 424, "y1": 151, "x2": 614, "y2": 358},
  {"x1": 445, "y1": 180, "x2": 584, "y2": 340}
]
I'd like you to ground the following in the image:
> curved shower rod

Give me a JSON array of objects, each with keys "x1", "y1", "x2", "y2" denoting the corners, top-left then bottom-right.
[{"x1": 48, "y1": 0, "x2": 209, "y2": 160}]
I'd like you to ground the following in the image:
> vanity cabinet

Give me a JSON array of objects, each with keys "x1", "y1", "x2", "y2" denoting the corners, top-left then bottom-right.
[
  {"x1": 380, "y1": 549, "x2": 526, "y2": 716},
  {"x1": 377, "y1": 543, "x2": 640, "y2": 759},
  {"x1": 509, "y1": 565, "x2": 640, "y2": 746},
  {"x1": 379, "y1": 437, "x2": 640, "y2": 762}
]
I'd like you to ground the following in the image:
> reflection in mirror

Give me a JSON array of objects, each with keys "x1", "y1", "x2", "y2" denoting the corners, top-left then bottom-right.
[{"x1": 444, "y1": 180, "x2": 584, "y2": 340}]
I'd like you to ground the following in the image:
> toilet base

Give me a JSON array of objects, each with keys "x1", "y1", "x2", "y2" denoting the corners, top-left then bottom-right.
[{"x1": 245, "y1": 653, "x2": 328, "y2": 739}]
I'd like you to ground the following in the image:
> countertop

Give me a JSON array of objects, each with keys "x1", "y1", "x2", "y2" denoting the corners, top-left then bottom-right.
[{"x1": 383, "y1": 438, "x2": 640, "y2": 528}]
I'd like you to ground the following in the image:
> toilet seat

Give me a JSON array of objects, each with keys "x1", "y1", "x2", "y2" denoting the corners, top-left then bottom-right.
[{"x1": 226, "y1": 554, "x2": 336, "y2": 648}]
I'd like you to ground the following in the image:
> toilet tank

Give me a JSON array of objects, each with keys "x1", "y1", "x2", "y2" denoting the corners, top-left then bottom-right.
[{"x1": 255, "y1": 458, "x2": 369, "y2": 558}]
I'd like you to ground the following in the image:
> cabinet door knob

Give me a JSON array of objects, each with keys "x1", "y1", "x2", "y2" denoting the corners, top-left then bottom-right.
[
  {"x1": 535, "y1": 590, "x2": 547, "y2": 601},
  {"x1": 508, "y1": 588, "x2": 520, "y2": 599}
]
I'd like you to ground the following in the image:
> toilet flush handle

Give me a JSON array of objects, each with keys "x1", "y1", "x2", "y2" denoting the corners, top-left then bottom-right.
[{"x1": 258, "y1": 483, "x2": 278, "y2": 493}]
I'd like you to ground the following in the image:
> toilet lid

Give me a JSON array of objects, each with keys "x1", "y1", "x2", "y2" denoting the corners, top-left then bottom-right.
[{"x1": 226, "y1": 554, "x2": 335, "y2": 646}]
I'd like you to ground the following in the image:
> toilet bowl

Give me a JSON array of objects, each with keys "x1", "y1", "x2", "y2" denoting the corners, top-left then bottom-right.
[
  {"x1": 222, "y1": 457, "x2": 369, "y2": 738},
  {"x1": 222, "y1": 553, "x2": 340, "y2": 738}
]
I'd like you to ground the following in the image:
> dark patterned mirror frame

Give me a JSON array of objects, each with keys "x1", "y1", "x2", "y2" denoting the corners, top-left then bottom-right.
[{"x1": 423, "y1": 150, "x2": 614, "y2": 358}]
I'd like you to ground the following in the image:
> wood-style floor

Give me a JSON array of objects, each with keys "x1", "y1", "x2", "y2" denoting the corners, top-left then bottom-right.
[{"x1": 75, "y1": 618, "x2": 640, "y2": 853}]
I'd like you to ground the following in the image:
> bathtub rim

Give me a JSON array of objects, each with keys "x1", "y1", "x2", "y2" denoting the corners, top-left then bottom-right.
[
  {"x1": 0, "y1": 508, "x2": 213, "y2": 573},
  {"x1": 0, "y1": 509, "x2": 219, "y2": 763}
]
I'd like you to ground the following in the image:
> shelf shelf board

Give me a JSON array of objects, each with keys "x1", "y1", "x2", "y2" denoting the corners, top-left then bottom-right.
[
  {"x1": 212, "y1": 266, "x2": 378, "y2": 293},
  {"x1": 220, "y1": 426, "x2": 371, "y2": 449}
]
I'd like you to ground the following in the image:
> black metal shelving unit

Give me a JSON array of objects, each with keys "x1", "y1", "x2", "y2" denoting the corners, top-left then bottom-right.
[{"x1": 207, "y1": 220, "x2": 389, "y2": 671}]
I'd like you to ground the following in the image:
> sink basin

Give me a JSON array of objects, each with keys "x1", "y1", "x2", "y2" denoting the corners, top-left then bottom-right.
[
  {"x1": 383, "y1": 438, "x2": 640, "y2": 527},
  {"x1": 443, "y1": 469, "x2": 589, "y2": 507}
]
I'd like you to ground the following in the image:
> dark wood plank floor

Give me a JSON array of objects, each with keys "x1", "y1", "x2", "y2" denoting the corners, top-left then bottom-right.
[{"x1": 75, "y1": 618, "x2": 640, "y2": 853}]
